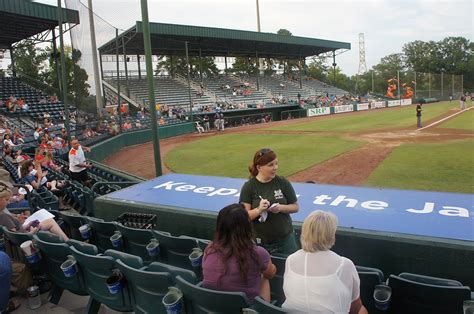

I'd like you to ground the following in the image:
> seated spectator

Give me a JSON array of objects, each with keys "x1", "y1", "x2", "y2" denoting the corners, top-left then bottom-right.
[
  {"x1": 203, "y1": 203, "x2": 276, "y2": 301},
  {"x1": 33, "y1": 127, "x2": 42, "y2": 143},
  {"x1": 19, "y1": 160, "x2": 66, "y2": 208},
  {"x1": 123, "y1": 121, "x2": 132, "y2": 130},
  {"x1": 13, "y1": 128, "x2": 24, "y2": 145},
  {"x1": 0, "y1": 182, "x2": 68, "y2": 241},
  {"x1": 3, "y1": 134, "x2": 18, "y2": 148},
  {"x1": 16, "y1": 99, "x2": 28, "y2": 111},
  {"x1": 283, "y1": 210, "x2": 367, "y2": 314},
  {"x1": 108, "y1": 121, "x2": 119, "y2": 136},
  {"x1": 159, "y1": 117, "x2": 167, "y2": 126},
  {"x1": 2, "y1": 145, "x2": 14, "y2": 163},
  {"x1": 43, "y1": 118, "x2": 53, "y2": 130},
  {"x1": 135, "y1": 120, "x2": 142, "y2": 128}
]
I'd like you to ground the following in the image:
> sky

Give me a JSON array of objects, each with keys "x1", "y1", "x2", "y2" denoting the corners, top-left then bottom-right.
[{"x1": 10, "y1": 0, "x2": 474, "y2": 76}]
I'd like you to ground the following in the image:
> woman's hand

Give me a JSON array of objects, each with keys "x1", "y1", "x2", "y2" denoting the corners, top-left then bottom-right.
[
  {"x1": 268, "y1": 203, "x2": 281, "y2": 213},
  {"x1": 258, "y1": 199, "x2": 270, "y2": 213}
]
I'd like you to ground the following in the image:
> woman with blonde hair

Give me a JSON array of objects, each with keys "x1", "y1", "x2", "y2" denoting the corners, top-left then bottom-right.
[{"x1": 282, "y1": 210, "x2": 367, "y2": 314}]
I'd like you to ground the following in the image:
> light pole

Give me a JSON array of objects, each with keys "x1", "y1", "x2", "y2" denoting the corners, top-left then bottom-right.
[{"x1": 140, "y1": 0, "x2": 162, "y2": 176}]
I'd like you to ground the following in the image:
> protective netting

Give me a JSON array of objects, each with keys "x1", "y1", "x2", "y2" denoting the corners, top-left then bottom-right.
[{"x1": 370, "y1": 71, "x2": 463, "y2": 100}]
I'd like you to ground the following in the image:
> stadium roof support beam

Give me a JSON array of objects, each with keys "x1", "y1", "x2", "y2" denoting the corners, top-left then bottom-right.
[
  {"x1": 98, "y1": 22, "x2": 350, "y2": 59},
  {"x1": 0, "y1": 0, "x2": 79, "y2": 49}
]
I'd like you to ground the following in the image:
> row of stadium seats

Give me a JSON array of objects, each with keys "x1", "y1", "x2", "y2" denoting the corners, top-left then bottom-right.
[
  {"x1": 2, "y1": 210, "x2": 472, "y2": 314},
  {"x1": 1, "y1": 226, "x2": 282, "y2": 313}
]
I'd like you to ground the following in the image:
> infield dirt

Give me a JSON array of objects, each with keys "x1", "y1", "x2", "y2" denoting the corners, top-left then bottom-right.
[{"x1": 103, "y1": 106, "x2": 473, "y2": 184}]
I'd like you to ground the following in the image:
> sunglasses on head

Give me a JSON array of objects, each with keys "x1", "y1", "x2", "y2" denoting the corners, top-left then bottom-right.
[{"x1": 257, "y1": 148, "x2": 273, "y2": 158}]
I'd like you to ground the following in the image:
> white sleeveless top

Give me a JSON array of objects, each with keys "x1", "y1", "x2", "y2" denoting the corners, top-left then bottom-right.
[{"x1": 282, "y1": 250, "x2": 360, "y2": 314}]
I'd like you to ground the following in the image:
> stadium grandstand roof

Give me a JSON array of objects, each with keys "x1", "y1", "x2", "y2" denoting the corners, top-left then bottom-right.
[
  {"x1": 98, "y1": 22, "x2": 351, "y2": 59},
  {"x1": 0, "y1": 0, "x2": 80, "y2": 49}
]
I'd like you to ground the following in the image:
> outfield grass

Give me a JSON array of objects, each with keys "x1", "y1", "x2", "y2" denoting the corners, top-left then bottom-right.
[
  {"x1": 269, "y1": 101, "x2": 458, "y2": 132},
  {"x1": 366, "y1": 139, "x2": 474, "y2": 194},
  {"x1": 165, "y1": 133, "x2": 362, "y2": 178},
  {"x1": 437, "y1": 109, "x2": 474, "y2": 131}
]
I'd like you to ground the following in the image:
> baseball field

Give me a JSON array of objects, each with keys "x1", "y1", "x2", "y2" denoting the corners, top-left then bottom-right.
[{"x1": 104, "y1": 100, "x2": 474, "y2": 194}]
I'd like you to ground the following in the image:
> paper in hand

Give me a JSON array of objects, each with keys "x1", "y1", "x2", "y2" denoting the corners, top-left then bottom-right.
[{"x1": 22, "y1": 208, "x2": 55, "y2": 227}]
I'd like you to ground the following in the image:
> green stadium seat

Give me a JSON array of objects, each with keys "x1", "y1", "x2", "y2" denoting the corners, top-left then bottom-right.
[
  {"x1": 175, "y1": 275, "x2": 250, "y2": 314},
  {"x1": 252, "y1": 296, "x2": 287, "y2": 313},
  {"x1": 388, "y1": 273, "x2": 472, "y2": 314},
  {"x1": 85, "y1": 217, "x2": 117, "y2": 252},
  {"x1": 269, "y1": 255, "x2": 286, "y2": 306},
  {"x1": 152, "y1": 230, "x2": 199, "y2": 271},
  {"x1": 356, "y1": 265, "x2": 384, "y2": 313},
  {"x1": 115, "y1": 258, "x2": 173, "y2": 314},
  {"x1": 58, "y1": 211, "x2": 88, "y2": 241},
  {"x1": 115, "y1": 223, "x2": 157, "y2": 264},
  {"x1": 33, "y1": 232, "x2": 88, "y2": 304},
  {"x1": 1, "y1": 227, "x2": 34, "y2": 262},
  {"x1": 69, "y1": 243, "x2": 136, "y2": 312},
  {"x1": 147, "y1": 261, "x2": 197, "y2": 284}
]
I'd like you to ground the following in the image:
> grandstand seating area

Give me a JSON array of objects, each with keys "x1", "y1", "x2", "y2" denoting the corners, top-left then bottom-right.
[
  {"x1": 0, "y1": 77, "x2": 66, "y2": 121},
  {"x1": 109, "y1": 76, "x2": 215, "y2": 109},
  {"x1": 201, "y1": 75, "x2": 268, "y2": 106},
  {"x1": 108, "y1": 74, "x2": 350, "y2": 113},
  {"x1": 301, "y1": 77, "x2": 347, "y2": 95},
  {"x1": 240, "y1": 74, "x2": 314, "y2": 101}
]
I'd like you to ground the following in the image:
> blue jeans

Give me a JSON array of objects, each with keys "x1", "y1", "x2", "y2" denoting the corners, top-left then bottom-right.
[{"x1": 0, "y1": 251, "x2": 12, "y2": 312}]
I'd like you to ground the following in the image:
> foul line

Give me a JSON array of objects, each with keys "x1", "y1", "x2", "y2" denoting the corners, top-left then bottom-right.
[{"x1": 417, "y1": 106, "x2": 473, "y2": 131}]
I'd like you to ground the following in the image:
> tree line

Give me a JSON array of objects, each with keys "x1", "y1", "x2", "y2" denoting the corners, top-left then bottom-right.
[{"x1": 1, "y1": 32, "x2": 471, "y2": 107}]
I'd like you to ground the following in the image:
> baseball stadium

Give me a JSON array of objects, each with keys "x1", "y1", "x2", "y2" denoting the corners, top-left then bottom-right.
[{"x1": 0, "y1": 0, "x2": 472, "y2": 313}]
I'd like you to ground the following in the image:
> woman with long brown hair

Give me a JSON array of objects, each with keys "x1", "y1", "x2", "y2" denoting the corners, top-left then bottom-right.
[
  {"x1": 202, "y1": 203, "x2": 276, "y2": 301},
  {"x1": 239, "y1": 148, "x2": 299, "y2": 255}
]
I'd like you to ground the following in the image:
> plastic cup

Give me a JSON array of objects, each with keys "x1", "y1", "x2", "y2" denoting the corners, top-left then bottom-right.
[
  {"x1": 79, "y1": 224, "x2": 91, "y2": 240},
  {"x1": 106, "y1": 273, "x2": 123, "y2": 294},
  {"x1": 162, "y1": 287, "x2": 183, "y2": 314},
  {"x1": 27, "y1": 286, "x2": 41, "y2": 309},
  {"x1": 373, "y1": 284, "x2": 392, "y2": 311},
  {"x1": 110, "y1": 232, "x2": 122, "y2": 249},
  {"x1": 60, "y1": 257, "x2": 77, "y2": 277},
  {"x1": 464, "y1": 300, "x2": 474, "y2": 314},
  {"x1": 20, "y1": 240, "x2": 36, "y2": 256},
  {"x1": 188, "y1": 248, "x2": 203, "y2": 268},
  {"x1": 146, "y1": 239, "x2": 160, "y2": 257}
]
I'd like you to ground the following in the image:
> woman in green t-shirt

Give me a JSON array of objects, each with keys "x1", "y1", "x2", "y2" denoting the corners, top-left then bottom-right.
[{"x1": 239, "y1": 148, "x2": 299, "y2": 255}]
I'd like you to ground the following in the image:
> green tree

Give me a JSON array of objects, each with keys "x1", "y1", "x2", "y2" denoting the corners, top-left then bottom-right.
[
  {"x1": 156, "y1": 55, "x2": 219, "y2": 78},
  {"x1": 403, "y1": 37, "x2": 473, "y2": 90},
  {"x1": 371, "y1": 53, "x2": 407, "y2": 95},
  {"x1": 306, "y1": 56, "x2": 329, "y2": 82},
  {"x1": 230, "y1": 57, "x2": 258, "y2": 75},
  {"x1": 41, "y1": 46, "x2": 90, "y2": 106},
  {"x1": 276, "y1": 29, "x2": 299, "y2": 75},
  {"x1": 8, "y1": 41, "x2": 47, "y2": 87}
]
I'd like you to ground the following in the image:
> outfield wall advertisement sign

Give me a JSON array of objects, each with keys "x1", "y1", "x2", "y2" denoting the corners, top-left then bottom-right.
[
  {"x1": 357, "y1": 103, "x2": 370, "y2": 111},
  {"x1": 334, "y1": 105, "x2": 354, "y2": 114},
  {"x1": 388, "y1": 100, "x2": 401, "y2": 107},
  {"x1": 307, "y1": 107, "x2": 330, "y2": 117},
  {"x1": 106, "y1": 174, "x2": 474, "y2": 242},
  {"x1": 372, "y1": 101, "x2": 386, "y2": 109},
  {"x1": 401, "y1": 99, "x2": 412, "y2": 106}
]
